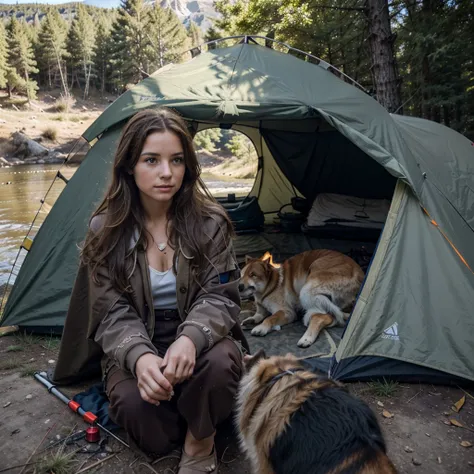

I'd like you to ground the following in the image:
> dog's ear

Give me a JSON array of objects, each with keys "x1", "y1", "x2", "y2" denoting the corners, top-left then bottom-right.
[
  {"x1": 261, "y1": 251, "x2": 272, "y2": 263},
  {"x1": 243, "y1": 348, "x2": 266, "y2": 372},
  {"x1": 245, "y1": 255, "x2": 253, "y2": 264}
]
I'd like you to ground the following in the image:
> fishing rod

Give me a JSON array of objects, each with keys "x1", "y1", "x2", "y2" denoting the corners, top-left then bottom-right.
[{"x1": 34, "y1": 371, "x2": 129, "y2": 449}]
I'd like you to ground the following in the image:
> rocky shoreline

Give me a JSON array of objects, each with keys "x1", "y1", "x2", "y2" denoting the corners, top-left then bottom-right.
[{"x1": 0, "y1": 132, "x2": 70, "y2": 167}]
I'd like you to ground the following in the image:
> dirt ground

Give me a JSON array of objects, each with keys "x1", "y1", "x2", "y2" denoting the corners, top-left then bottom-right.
[
  {"x1": 0, "y1": 91, "x2": 109, "y2": 161},
  {"x1": 1, "y1": 331, "x2": 473, "y2": 474}
]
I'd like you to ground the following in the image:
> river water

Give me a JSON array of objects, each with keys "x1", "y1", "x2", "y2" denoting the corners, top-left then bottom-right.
[{"x1": 0, "y1": 164, "x2": 252, "y2": 288}]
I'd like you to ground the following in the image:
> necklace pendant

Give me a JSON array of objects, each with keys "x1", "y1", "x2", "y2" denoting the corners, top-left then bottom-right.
[{"x1": 157, "y1": 242, "x2": 167, "y2": 252}]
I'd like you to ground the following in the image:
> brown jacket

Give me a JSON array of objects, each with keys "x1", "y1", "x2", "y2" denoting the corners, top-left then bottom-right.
[{"x1": 53, "y1": 214, "x2": 249, "y2": 385}]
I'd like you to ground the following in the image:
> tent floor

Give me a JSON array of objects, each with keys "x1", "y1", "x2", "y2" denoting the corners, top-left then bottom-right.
[{"x1": 240, "y1": 301, "x2": 344, "y2": 360}]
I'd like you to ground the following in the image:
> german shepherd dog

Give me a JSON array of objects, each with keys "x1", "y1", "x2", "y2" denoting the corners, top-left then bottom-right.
[
  {"x1": 236, "y1": 352, "x2": 397, "y2": 474},
  {"x1": 239, "y1": 250, "x2": 364, "y2": 348}
]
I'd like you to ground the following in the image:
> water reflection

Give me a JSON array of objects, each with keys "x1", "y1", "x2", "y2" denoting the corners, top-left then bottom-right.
[{"x1": 0, "y1": 164, "x2": 78, "y2": 287}]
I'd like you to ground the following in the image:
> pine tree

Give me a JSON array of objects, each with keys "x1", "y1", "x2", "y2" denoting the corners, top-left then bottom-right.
[
  {"x1": 6, "y1": 16, "x2": 39, "y2": 101},
  {"x1": 109, "y1": 0, "x2": 152, "y2": 89},
  {"x1": 67, "y1": 4, "x2": 96, "y2": 98},
  {"x1": 94, "y1": 14, "x2": 113, "y2": 96},
  {"x1": 0, "y1": 21, "x2": 9, "y2": 89},
  {"x1": 36, "y1": 8, "x2": 69, "y2": 98},
  {"x1": 147, "y1": 6, "x2": 187, "y2": 70},
  {"x1": 188, "y1": 20, "x2": 202, "y2": 48}
]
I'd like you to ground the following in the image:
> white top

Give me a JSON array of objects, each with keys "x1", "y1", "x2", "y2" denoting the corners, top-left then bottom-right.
[{"x1": 149, "y1": 266, "x2": 178, "y2": 310}]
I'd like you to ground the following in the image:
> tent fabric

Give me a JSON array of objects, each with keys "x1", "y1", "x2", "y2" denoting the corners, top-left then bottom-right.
[
  {"x1": 335, "y1": 182, "x2": 474, "y2": 381},
  {"x1": 261, "y1": 129, "x2": 396, "y2": 201},
  {"x1": 1, "y1": 126, "x2": 121, "y2": 329},
  {"x1": 2, "y1": 42, "x2": 474, "y2": 383}
]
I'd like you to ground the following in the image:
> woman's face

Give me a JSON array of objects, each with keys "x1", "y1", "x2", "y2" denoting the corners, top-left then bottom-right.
[{"x1": 132, "y1": 130, "x2": 186, "y2": 206}]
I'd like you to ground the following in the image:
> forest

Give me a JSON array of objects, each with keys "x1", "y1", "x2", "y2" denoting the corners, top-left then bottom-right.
[{"x1": 0, "y1": 0, "x2": 473, "y2": 137}]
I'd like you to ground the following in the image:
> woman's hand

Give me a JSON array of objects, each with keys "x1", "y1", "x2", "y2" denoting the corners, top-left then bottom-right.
[
  {"x1": 135, "y1": 353, "x2": 174, "y2": 405},
  {"x1": 162, "y1": 336, "x2": 196, "y2": 385}
]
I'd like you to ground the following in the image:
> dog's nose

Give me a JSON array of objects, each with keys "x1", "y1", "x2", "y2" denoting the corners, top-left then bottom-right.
[{"x1": 238, "y1": 283, "x2": 245, "y2": 292}]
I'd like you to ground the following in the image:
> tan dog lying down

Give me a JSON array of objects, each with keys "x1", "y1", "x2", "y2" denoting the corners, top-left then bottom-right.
[{"x1": 239, "y1": 250, "x2": 364, "y2": 348}]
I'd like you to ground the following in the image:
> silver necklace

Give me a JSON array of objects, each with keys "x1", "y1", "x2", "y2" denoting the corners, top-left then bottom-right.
[{"x1": 153, "y1": 238, "x2": 167, "y2": 252}]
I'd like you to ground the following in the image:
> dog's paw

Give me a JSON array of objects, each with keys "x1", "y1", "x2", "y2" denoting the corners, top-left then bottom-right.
[
  {"x1": 251, "y1": 324, "x2": 270, "y2": 337},
  {"x1": 241, "y1": 316, "x2": 257, "y2": 326},
  {"x1": 297, "y1": 335, "x2": 316, "y2": 348}
]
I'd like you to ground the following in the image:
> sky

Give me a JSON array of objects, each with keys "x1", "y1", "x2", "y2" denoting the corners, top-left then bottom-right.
[{"x1": 0, "y1": 0, "x2": 121, "y2": 6}]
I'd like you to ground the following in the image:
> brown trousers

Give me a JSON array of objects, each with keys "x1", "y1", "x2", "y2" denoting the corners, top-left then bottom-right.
[{"x1": 105, "y1": 311, "x2": 243, "y2": 455}]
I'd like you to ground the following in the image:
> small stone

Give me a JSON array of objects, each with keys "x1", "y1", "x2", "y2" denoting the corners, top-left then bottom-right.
[
  {"x1": 11, "y1": 428, "x2": 20, "y2": 435},
  {"x1": 40, "y1": 353, "x2": 45, "y2": 356},
  {"x1": 99, "y1": 452, "x2": 107, "y2": 458},
  {"x1": 3, "y1": 402, "x2": 11, "y2": 408},
  {"x1": 437, "y1": 457, "x2": 442, "y2": 464},
  {"x1": 56, "y1": 434, "x2": 61, "y2": 440},
  {"x1": 425, "y1": 432, "x2": 431, "y2": 437},
  {"x1": 443, "y1": 411, "x2": 450, "y2": 416},
  {"x1": 29, "y1": 358, "x2": 35, "y2": 362},
  {"x1": 25, "y1": 394, "x2": 32, "y2": 400},
  {"x1": 105, "y1": 445, "x2": 113, "y2": 453},
  {"x1": 377, "y1": 401, "x2": 384, "y2": 407},
  {"x1": 404, "y1": 446, "x2": 414, "y2": 453},
  {"x1": 44, "y1": 419, "x2": 50, "y2": 424},
  {"x1": 48, "y1": 359, "x2": 55, "y2": 364},
  {"x1": 412, "y1": 458, "x2": 422, "y2": 466}
]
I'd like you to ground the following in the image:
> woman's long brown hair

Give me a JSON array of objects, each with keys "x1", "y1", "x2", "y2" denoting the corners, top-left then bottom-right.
[{"x1": 81, "y1": 108, "x2": 233, "y2": 292}]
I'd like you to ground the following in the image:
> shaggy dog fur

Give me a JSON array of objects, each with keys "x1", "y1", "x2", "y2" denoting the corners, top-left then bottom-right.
[{"x1": 236, "y1": 352, "x2": 397, "y2": 474}]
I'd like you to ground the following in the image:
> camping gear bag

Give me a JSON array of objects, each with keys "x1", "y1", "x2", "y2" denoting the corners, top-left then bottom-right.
[{"x1": 217, "y1": 195, "x2": 264, "y2": 233}]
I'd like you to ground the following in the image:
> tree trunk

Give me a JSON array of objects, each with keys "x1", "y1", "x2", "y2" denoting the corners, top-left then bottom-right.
[
  {"x1": 443, "y1": 105, "x2": 451, "y2": 128},
  {"x1": 365, "y1": 0, "x2": 402, "y2": 113}
]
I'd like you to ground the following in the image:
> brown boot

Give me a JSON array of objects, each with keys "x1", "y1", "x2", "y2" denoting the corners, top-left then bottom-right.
[{"x1": 177, "y1": 448, "x2": 218, "y2": 473}]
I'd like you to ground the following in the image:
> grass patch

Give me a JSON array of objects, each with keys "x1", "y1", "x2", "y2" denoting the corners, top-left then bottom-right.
[
  {"x1": 41, "y1": 335, "x2": 61, "y2": 351},
  {"x1": 0, "y1": 359, "x2": 23, "y2": 371},
  {"x1": 37, "y1": 450, "x2": 77, "y2": 474},
  {"x1": 15, "y1": 331, "x2": 40, "y2": 347},
  {"x1": 6, "y1": 345, "x2": 24, "y2": 352},
  {"x1": 52, "y1": 114, "x2": 65, "y2": 121},
  {"x1": 42, "y1": 126, "x2": 58, "y2": 141},
  {"x1": 54, "y1": 97, "x2": 69, "y2": 113},
  {"x1": 20, "y1": 365, "x2": 36, "y2": 377},
  {"x1": 367, "y1": 378, "x2": 399, "y2": 397}
]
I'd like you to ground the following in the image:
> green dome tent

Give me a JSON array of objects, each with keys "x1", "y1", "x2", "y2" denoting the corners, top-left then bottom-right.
[{"x1": 1, "y1": 38, "x2": 473, "y2": 384}]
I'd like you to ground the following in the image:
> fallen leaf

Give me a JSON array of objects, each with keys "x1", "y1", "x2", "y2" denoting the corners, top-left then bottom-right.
[
  {"x1": 452, "y1": 395, "x2": 466, "y2": 413},
  {"x1": 461, "y1": 441, "x2": 473, "y2": 448},
  {"x1": 450, "y1": 419, "x2": 464, "y2": 428},
  {"x1": 377, "y1": 401, "x2": 384, "y2": 407},
  {"x1": 382, "y1": 410, "x2": 394, "y2": 419}
]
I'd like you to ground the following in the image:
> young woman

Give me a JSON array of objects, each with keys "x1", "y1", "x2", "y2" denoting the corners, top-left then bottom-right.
[{"x1": 60, "y1": 108, "x2": 249, "y2": 473}]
